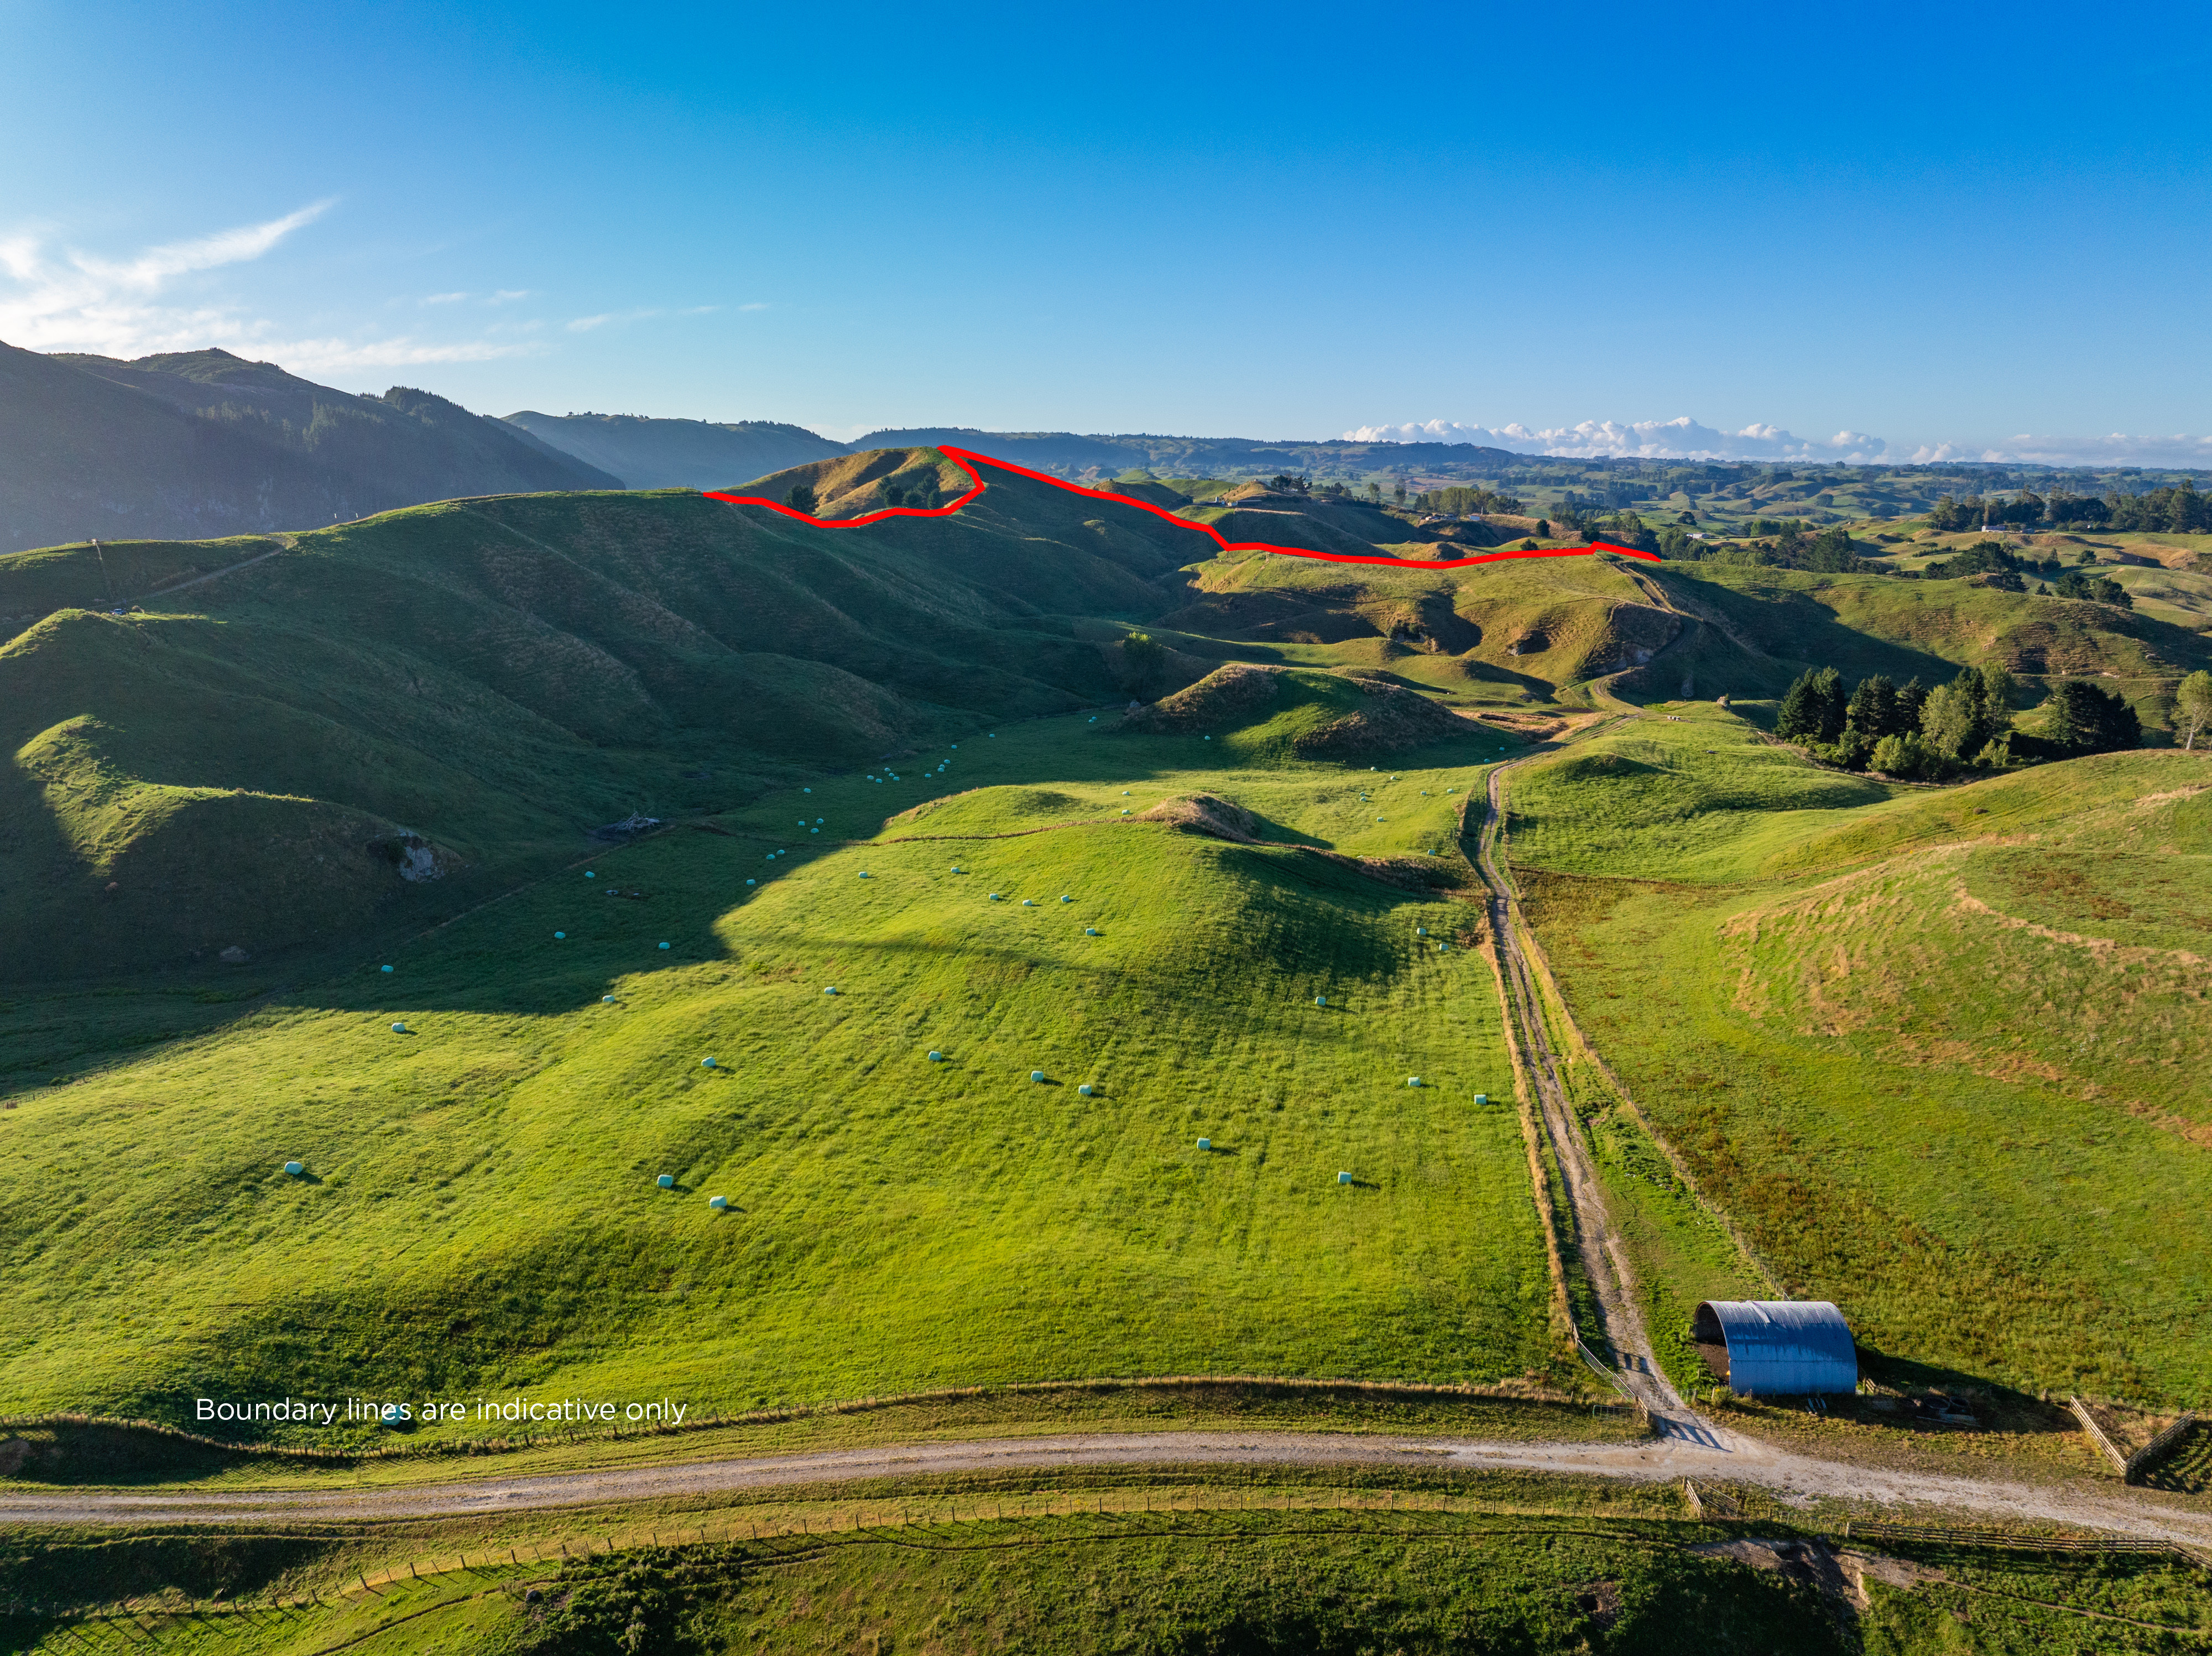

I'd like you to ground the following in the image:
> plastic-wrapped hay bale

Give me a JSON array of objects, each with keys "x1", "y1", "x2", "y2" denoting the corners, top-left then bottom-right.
[
  {"x1": 602, "y1": 995, "x2": 615, "y2": 1004},
  {"x1": 1060, "y1": 895, "x2": 1072, "y2": 903},
  {"x1": 380, "y1": 964, "x2": 393, "y2": 973},
  {"x1": 927, "y1": 1050, "x2": 945, "y2": 1062},
  {"x1": 659, "y1": 942, "x2": 670, "y2": 949},
  {"x1": 657, "y1": 1173, "x2": 675, "y2": 1189},
  {"x1": 1475, "y1": 1093, "x2": 1489, "y2": 1106},
  {"x1": 824, "y1": 986, "x2": 838, "y2": 995},
  {"x1": 1078, "y1": 1084, "x2": 1094, "y2": 1096},
  {"x1": 708, "y1": 1195, "x2": 729, "y2": 1211},
  {"x1": 391, "y1": 1022, "x2": 408, "y2": 1033},
  {"x1": 1022, "y1": 898, "x2": 1035, "y2": 906},
  {"x1": 1031, "y1": 1070, "x2": 1046, "y2": 1083},
  {"x1": 1084, "y1": 927, "x2": 1099, "y2": 937},
  {"x1": 554, "y1": 931, "x2": 566, "y2": 939},
  {"x1": 989, "y1": 893, "x2": 1004, "y2": 901},
  {"x1": 1407, "y1": 1076, "x2": 1421, "y2": 1088},
  {"x1": 1338, "y1": 1171, "x2": 1352, "y2": 1185},
  {"x1": 586, "y1": 871, "x2": 596, "y2": 879},
  {"x1": 701, "y1": 1057, "x2": 717, "y2": 1068},
  {"x1": 747, "y1": 878, "x2": 755, "y2": 885},
  {"x1": 1417, "y1": 927, "x2": 1428, "y2": 937},
  {"x1": 284, "y1": 1160, "x2": 304, "y2": 1177},
  {"x1": 1314, "y1": 995, "x2": 1327, "y2": 1006},
  {"x1": 1197, "y1": 1137, "x2": 1211, "y2": 1151}
]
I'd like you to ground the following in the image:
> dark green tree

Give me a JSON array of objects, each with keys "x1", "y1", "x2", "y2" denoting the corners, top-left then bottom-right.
[
  {"x1": 1893, "y1": 676, "x2": 1929, "y2": 733},
  {"x1": 785, "y1": 482, "x2": 818, "y2": 515},
  {"x1": 2046, "y1": 681, "x2": 2141, "y2": 754},
  {"x1": 1844, "y1": 675, "x2": 1897, "y2": 741},
  {"x1": 1777, "y1": 667, "x2": 1846, "y2": 742}
]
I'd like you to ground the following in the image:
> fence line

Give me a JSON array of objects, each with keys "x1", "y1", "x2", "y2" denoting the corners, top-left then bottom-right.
[
  {"x1": 0, "y1": 1375, "x2": 1635, "y2": 1469},
  {"x1": 2126, "y1": 1412, "x2": 2198, "y2": 1483},
  {"x1": 16, "y1": 1489, "x2": 2212, "y2": 1631},
  {"x1": 2068, "y1": 1395, "x2": 2130, "y2": 1474}
]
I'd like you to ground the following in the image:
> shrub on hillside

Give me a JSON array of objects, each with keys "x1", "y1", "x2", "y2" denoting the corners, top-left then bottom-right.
[
  {"x1": 785, "y1": 482, "x2": 817, "y2": 514},
  {"x1": 1870, "y1": 730, "x2": 1940, "y2": 780}
]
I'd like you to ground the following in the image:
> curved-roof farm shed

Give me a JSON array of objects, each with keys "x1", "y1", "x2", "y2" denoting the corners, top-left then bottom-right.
[{"x1": 1692, "y1": 1300, "x2": 1857, "y2": 1396}]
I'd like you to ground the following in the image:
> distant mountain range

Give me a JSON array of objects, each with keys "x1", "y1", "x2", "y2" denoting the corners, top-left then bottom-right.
[
  {"x1": 500, "y1": 411, "x2": 847, "y2": 490},
  {"x1": 0, "y1": 343, "x2": 621, "y2": 554},
  {"x1": 0, "y1": 340, "x2": 1691, "y2": 558}
]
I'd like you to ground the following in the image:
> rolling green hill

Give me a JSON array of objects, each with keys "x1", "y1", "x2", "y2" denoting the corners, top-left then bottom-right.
[
  {"x1": 0, "y1": 462, "x2": 1227, "y2": 977},
  {"x1": 0, "y1": 343, "x2": 618, "y2": 553},
  {"x1": 1509, "y1": 708, "x2": 2212, "y2": 1404},
  {"x1": 8, "y1": 445, "x2": 2211, "y2": 1447},
  {"x1": 0, "y1": 716, "x2": 1551, "y2": 1436}
]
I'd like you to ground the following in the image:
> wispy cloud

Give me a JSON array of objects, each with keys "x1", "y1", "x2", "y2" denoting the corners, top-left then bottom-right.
[
  {"x1": 488, "y1": 289, "x2": 531, "y2": 304},
  {"x1": 267, "y1": 336, "x2": 542, "y2": 372},
  {"x1": 1343, "y1": 417, "x2": 2212, "y2": 469},
  {"x1": 0, "y1": 203, "x2": 539, "y2": 375},
  {"x1": 0, "y1": 201, "x2": 333, "y2": 357},
  {"x1": 566, "y1": 304, "x2": 719, "y2": 332},
  {"x1": 738, "y1": 301, "x2": 770, "y2": 312}
]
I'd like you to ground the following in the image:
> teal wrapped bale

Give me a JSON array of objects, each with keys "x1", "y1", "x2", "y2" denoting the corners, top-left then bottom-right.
[
  {"x1": 1338, "y1": 1171, "x2": 1352, "y2": 1185},
  {"x1": 656, "y1": 1173, "x2": 675, "y2": 1189},
  {"x1": 284, "y1": 1160, "x2": 304, "y2": 1177},
  {"x1": 708, "y1": 1195, "x2": 729, "y2": 1211},
  {"x1": 1030, "y1": 1070, "x2": 1046, "y2": 1083},
  {"x1": 1197, "y1": 1137, "x2": 1211, "y2": 1151}
]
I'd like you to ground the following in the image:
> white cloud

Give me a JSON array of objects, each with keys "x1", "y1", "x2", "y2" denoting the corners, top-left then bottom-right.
[
  {"x1": 0, "y1": 203, "x2": 538, "y2": 377},
  {"x1": 1905, "y1": 433, "x2": 2212, "y2": 468},
  {"x1": 264, "y1": 335, "x2": 542, "y2": 372},
  {"x1": 488, "y1": 289, "x2": 531, "y2": 304},
  {"x1": 567, "y1": 305, "x2": 720, "y2": 332},
  {"x1": 1343, "y1": 417, "x2": 2212, "y2": 469},
  {"x1": 1342, "y1": 416, "x2": 1893, "y2": 464}
]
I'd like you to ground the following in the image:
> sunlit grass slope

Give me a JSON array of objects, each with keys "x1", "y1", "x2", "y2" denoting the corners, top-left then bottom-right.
[
  {"x1": 1511, "y1": 720, "x2": 2212, "y2": 1403},
  {"x1": 0, "y1": 717, "x2": 1547, "y2": 1439},
  {"x1": 0, "y1": 462, "x2": 1217, "y2": 975},
  {"x1": 1653, "y1": 562, "x2": 2211, "y2": 723},
  {"x1": 1160, "y1": 549, "x2": 1683, "y2": 702}
]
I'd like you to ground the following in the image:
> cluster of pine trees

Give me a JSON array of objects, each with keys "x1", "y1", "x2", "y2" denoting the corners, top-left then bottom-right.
[
  {"x1": 1912, "y1": 540, "x2": 2132, "y2": 604},
  {"x1": 1775, "y1": 664, "x2": 2141, "y2": 778}
]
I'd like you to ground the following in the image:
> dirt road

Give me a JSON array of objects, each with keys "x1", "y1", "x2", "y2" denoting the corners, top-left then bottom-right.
[{"x1": 7, "y1": 1427, "x2": 2211, "y2": 1547}]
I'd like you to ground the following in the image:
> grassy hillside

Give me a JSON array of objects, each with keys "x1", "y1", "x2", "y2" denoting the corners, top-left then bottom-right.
[
  {"x1": 0, "y1": 713, "x2": 1550, "y2": 1435},
  {"x1": 0, "y1": 463, "x2": 1225, "y2": 976},
  {"x1": 1645, "y1": 562, "x2": 2210, "y2": 724},
  {"x1": 1, "y1": 343, "x2": 617, "y2": 553},
  {"x1": 1509, "y1": 708, "x2": 2212, "y2": 1404}
]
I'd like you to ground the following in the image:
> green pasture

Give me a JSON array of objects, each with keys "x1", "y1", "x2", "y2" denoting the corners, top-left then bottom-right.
[
  {"x1": 1512, "y1": 741, "x2": 2212, "y2": 1405},
  {"x1": 0, "y1": 714, "x2": 1555, "y2": 1440}
]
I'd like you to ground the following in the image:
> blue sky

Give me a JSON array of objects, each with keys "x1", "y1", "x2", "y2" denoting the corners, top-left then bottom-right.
[{"x1": 3, "y1": 0, "x2": 2208, "y2": 463}]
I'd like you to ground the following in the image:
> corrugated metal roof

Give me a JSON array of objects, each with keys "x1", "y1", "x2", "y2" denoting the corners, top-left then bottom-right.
[{"x1": 1695, "y1": 1300, "x2": 1858, "y2": 1396}]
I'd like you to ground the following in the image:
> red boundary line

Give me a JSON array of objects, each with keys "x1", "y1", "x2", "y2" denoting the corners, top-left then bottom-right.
[{"x1": 701, "y1": 446, "x2": 1660, "y2": 570}]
